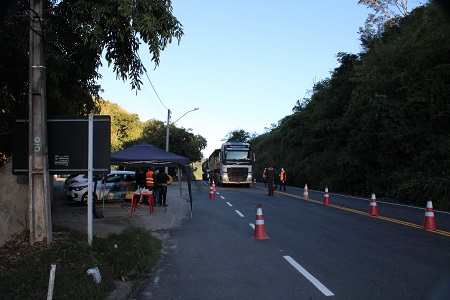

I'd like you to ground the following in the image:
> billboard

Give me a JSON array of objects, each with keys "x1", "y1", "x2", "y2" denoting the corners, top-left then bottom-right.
[{"x1": 13, "y1": 116, "x2": 111, "y2": 175}]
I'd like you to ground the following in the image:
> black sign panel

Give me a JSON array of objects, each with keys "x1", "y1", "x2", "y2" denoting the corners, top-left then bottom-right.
[{"x1": 13, "y1": 116, "x2": 111, "y2": 175}]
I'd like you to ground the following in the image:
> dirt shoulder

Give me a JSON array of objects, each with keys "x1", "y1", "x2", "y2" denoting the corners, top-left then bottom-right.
[
  {"x1": 52, "y1": 179, "x2": 192, "y2": 238},
  {"x1": 52, "y1": 179, "x2": 193, "y2": 299}
]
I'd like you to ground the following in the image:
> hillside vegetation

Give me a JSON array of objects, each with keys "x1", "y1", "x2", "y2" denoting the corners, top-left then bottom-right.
[{"x1": 250, "y1": 3, "x2": 450, "y2": 210}]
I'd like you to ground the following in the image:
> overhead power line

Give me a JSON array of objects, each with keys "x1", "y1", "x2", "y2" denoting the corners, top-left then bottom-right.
[
  {"x1": 142, "y1": 84, "x2": 166, "y2": 118},
  {"x1": 138, "y1": 53, "x2": 168, "y2": 112}
]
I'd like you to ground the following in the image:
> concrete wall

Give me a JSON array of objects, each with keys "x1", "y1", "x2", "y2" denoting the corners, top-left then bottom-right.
[{"x1": 0, "y1": 160, "x2": 28, "y2": 247}]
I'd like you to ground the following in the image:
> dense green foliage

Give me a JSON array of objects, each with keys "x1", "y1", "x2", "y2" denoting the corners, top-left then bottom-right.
[
  {"x1": 99, "y1": 100, "x2": 206, "y2": 162},
  {"x1": 100, "y1": 100, "x2": 143, "y2": 151},
  {"x1": 0, "y1": 0, "x2": 205, "y2": 163},
  {"x1": 223, "y1": 129, "x2": 253, "y2": 142},
  {"x1": 0, "y1": 227, "x2": 161, "y2": 299},
  {"x1": 130, "y1": 119, "x2": 207, "y2": 162},
  {"x1": 0, "y1": 0, "x2": 183, "y2": 156},
  {"x1": 251, "y1": 2, "x2": 450, "y2": 210}
]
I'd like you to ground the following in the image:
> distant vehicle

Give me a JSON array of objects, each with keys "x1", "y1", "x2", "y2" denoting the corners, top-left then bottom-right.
[
  {"x1": 63, "y1": 174, "x2": 88, "y2": 197},
  {"x1": 67, "y1": 170, "x2": 135, "y2": 205},
  {"x1": 201, "y1": 160, "x2": 209, "y2": 181},
  {"x1": 208, "y1": 142, "x2": 254, "y2": 187}
]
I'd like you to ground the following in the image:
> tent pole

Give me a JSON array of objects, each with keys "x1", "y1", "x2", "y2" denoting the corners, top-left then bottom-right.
[{"x1": 178, "y1": 167, "x2": 182, "y2": 196}]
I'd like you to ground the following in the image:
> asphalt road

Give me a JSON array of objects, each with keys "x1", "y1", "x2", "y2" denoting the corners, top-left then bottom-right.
[{"x1": 133, "y1": 181, "x2": 450, "y2": 300}]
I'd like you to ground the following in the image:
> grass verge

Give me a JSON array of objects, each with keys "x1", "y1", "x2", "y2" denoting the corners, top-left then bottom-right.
[{"x1": 0, "y1": 226, "x2": 161, "y2": 299}]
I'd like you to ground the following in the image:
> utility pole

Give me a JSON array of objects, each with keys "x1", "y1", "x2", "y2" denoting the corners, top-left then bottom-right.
[
  {"x1": 29, "y1": 0, "x2": 51, "y2": 244},
  {"x1": 164, "y1": 108, "x2": 198, "y2": 174},
  {"x1": 165, "y1": 109, "x2": 171, "y2": 173}
]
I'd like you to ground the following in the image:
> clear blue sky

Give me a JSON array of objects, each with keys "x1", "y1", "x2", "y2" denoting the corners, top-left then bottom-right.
[{"x1": 97, "y1": 1, "x2": 420, "y2": 158}]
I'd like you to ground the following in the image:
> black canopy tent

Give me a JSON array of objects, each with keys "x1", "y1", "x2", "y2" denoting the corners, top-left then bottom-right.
[{"x1": 111, "y1": 142, "x2": 193, "y2": 216}]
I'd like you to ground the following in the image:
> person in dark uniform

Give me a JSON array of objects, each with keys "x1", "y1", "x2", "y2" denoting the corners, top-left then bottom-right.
[
  {"x1": 135, "y1": 167, "x2": 145, "y2": 190},
  {"x1": 156, "y1": 169, "x2": 170, "y2": 206},
  {"x1": 266, "y1": 165, "x2": 275, "y2": 196},
  {"x1": 273, "y1": 166, "x2": 279, "y2": 190}
]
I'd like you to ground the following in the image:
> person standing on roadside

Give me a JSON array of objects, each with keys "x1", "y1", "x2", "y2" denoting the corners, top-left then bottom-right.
[
  {"x1": 266, "y1": 165, "x2": 275, "y2": 196},
  {"x1": 263, "y1": 167, "x2": 267, "y2": 187},
  {"x1": 145, "y1": 167, "x2": 156, "y2": 205},
  {"x1": 279, "y1": 168, "x2": 286, "y2": 191},
  {"x1": 153, "y1": 169, "x2": 160, "y2": 204},
  {"x1": 273, "y1": 166, "x2": 279, "y2": 191},
  {"x1": 145, "y1": 167, "x2": 155, "y2": 190},
  {"x1": 156, "y1": 168, "x2": 170, "y2": 206},
  {"x1": 135, "y1": 167, "x2": 145, "y2": 190}
]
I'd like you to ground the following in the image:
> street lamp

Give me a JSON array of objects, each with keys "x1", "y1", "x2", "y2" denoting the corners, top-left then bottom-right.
[
  {"x1": 165, "y1": 107, "x2": 199, "y2": 153},
  {"x1": 172, "y1": 107, "x2": 200, "y2": 125},
  {"x1": 165, "y1": 108, "x2": 199, "y2": 173}
]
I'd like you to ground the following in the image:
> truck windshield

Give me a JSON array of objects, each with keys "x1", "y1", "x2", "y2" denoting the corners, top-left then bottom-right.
[{"x1": 224, "y1": 150, "x2": 251, "y2": 160}]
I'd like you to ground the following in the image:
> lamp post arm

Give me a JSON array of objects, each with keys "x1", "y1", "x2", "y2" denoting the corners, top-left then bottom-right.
[{"x1": 172, "y1": 108, "x2": 199, "y2": 125}]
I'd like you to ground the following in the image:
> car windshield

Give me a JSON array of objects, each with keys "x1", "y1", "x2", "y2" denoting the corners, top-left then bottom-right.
[{"x1": 103, "y1": 173, "x2": 135, "y2": 184}]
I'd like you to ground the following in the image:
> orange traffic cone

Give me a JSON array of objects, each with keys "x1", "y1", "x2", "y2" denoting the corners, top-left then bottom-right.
[
  {"x1": 212, "y1": 181, "x2": 216, "y2": 191},
  {"x1": 423, "y1": 197, "x2": 437, "y2": 231},
  {"x1": 209, "y1": 186, "x2": 215, "y2": 200},
  {"x1": 253, "y1": 179, "x2": 256, "y2": 187},
  {"x1": 369, "y1": 193, "x2": 378, "y2": 216},
  {"x1": 253, "y1": 203, "x2": 269, "y2": 240},
  {"x1": 303, "y1": 184, "x2": 309, "y2": 199},
  {"x1": 323, "y1": 186, "x2": 330, "y2": 205}
]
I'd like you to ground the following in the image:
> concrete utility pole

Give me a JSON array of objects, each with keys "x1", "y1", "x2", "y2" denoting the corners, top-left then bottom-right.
[
  {"x1": 165, "y1": 109, "x2": 171, "y2": 153},
  {"x1": 165, "y1": 108, "x2": 199, "y2": 173},
  {"x1": 165, "y1": 109, "x2": 171, "y2": 173},
  {"x1": 28, "y1": 0, "x2": 51, "y2": 244}
]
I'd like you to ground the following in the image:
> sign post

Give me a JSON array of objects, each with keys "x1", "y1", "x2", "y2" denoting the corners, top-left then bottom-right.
[
  {"x1": 13, "y1": 116, "x2": 111, "y2": 246},
  {"x1": 88, "y1": 114, "x2": 94, "y2": 245}
]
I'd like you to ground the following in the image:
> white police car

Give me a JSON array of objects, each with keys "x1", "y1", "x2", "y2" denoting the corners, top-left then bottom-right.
[{"x1": 67, "y1": 170, "x2": 135, "y2": 205}]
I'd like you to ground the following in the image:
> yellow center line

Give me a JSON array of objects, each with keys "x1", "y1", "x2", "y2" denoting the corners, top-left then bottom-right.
[{"x1": 265, "y1": 187, "x2": 450, "y2": 237}]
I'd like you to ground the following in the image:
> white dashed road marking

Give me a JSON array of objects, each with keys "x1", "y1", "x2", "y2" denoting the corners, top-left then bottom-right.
[
  {"x1": 235, "y1": 210, "x2": 244, "y2": 217},
  {"x1": 283, "y1": 256, "x2": 334, "y2": 297}
]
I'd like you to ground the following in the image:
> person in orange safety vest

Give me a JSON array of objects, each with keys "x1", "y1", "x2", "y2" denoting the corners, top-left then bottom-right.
[
  {"x1": 279, "y1": 168, "x2": 286, "y2": 191},
  {"x1": 145, "y1": 167, "x2": 155, "y2": 189},
  {"x1": 263, "y1": 168, "x2": 267, "y2": 187}
]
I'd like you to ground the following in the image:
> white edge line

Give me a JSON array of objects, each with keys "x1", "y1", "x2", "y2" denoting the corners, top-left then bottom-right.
[
  {"x1": 235, "y1": 210, "x2": 244, "y2": 217},
  {"x1": 283, "y1": 256, "x2": 334, "y2": 297}
]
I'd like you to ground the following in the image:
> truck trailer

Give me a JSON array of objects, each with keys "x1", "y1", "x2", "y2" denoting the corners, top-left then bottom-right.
[{"x1": 208, "y1": 142, "x2": 254, "y2": 187}]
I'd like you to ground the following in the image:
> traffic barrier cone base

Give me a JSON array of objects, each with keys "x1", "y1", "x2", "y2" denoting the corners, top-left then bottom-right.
[
  {"x1": 253, "y1": 203, "x2": 269, "y2": 240},
  {"x1": 303, "y1": 183, "x2": 309, "y2": 200},
  {"x1": 423, "y1": 197, "x2": 437, "y2": 231},
  {"x1": 369, "y1": 193, "x2": 378, "y2": 216},
  {"x1": 323, "y1": 186, "x2": 330, "y2": 205},
  {"x1": 209, "y1": 186, "x2": 215, "y2": 200}
]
